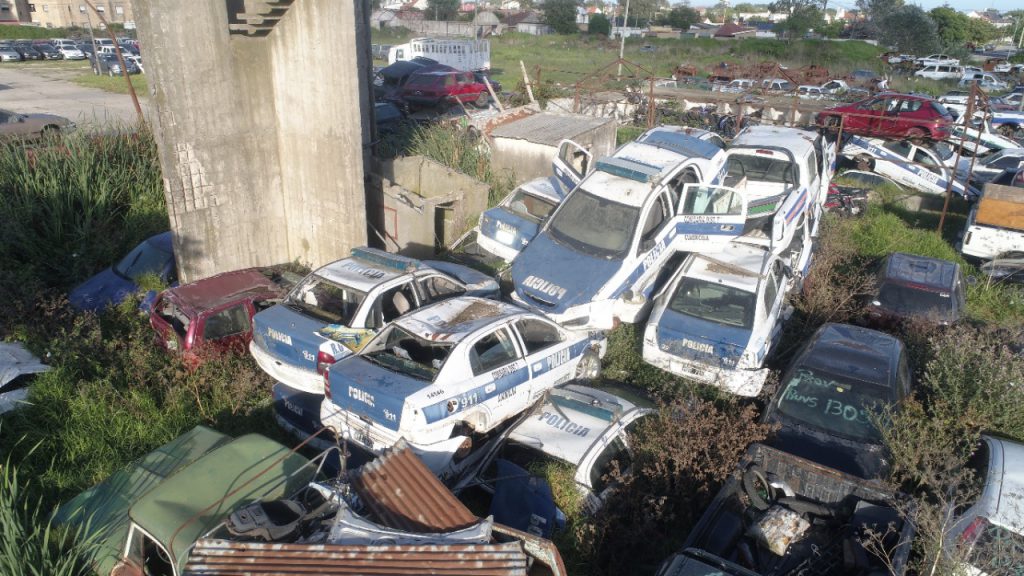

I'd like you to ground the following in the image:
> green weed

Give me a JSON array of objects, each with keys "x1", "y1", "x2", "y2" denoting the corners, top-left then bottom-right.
[
  {"x1": 407, "y1": 123, "x2": 515, "y2": 206},
  {"x1": 71, "y1": 72, "x2": 147, "y2": 95}
]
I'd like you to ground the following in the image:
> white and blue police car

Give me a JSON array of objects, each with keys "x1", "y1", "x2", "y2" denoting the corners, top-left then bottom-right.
[
  {"x1": 475, "y1": 175, "x2": 566, "y2": 263},
  {"x1": 642, "y1": 243, "x2": 797, "y2": 396},
  {"x1": 250, "y1": 247, "x2": 499, "y2": 395},
  {"x1": 319, "y1": 296, "x2": 604, "y2": 480},
  {"x1": 841, "y1": 135, "x2": 980, "y2": 199}
]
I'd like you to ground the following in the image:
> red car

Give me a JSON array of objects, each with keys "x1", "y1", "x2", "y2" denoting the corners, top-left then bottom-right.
[
  {"x1": 400, "y1": 68, "x2": 489, "y2": 110},
  {"x1": 817, "y1": 93, "x2": 953, "y2": 142},
  {"x1": 150, "y1": 268, "x2": 293, "y2": 365}
]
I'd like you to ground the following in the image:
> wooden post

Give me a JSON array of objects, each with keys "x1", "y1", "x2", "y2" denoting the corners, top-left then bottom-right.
[
  {"x1": 483, "y1": 76, "x2": 504, "y2": 113},
  {"x1": 520, "y1": 60, "x2": 535, "y2": 104}
]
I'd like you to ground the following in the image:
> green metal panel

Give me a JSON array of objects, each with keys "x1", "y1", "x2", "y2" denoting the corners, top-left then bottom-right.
[
  {"x1": 52, "y1": 426, "x2": 232, "y2": 576},
  {"x1": 127, "y1": 433, "x2": 313, "y2": 571}
]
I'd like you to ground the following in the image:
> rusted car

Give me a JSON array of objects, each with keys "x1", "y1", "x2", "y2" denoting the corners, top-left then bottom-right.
[{"x1": 0, "y1": 108, "x2": 75, "y2": 141}]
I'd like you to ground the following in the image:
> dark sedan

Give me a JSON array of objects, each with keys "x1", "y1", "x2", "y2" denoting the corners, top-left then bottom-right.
[{"x1": 761, "y1": 323, "x2": 912, "y2": 480}]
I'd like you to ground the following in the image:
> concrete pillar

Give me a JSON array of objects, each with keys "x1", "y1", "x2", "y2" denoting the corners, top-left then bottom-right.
[{"x1": 134, "y1": 0, "x2": 370, "y2": 282}]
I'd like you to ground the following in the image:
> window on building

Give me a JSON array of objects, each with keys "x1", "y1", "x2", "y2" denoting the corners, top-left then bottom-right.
[
  {"x1": 115, "y1": 5, "x2": 123, "y2": 14},
  {"x1": 42, "y1": 4, "x2": 48, "y2": 11},
  {"x1": 96, "y1": 5, "x2": 105, "y2": 12},
  {"x1": 29, "y1": 4, "x2": 37, "y2": 12}
]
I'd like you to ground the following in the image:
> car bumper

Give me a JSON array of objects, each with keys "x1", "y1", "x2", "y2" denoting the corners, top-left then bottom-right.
[
  {"x1": 475, "y1": 231, "x2": 523, "y2": 263},
  {"x1": 249, "y1": 340, "x2": 324, "y2": 395},
  {"x1": 642, "y1": 340, "x2": 768, "y2": 397}
]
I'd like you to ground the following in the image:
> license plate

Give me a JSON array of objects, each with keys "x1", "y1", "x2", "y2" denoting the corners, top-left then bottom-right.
[{"x1": 495, "y1": 229, "x2": 515, "y2": 246}]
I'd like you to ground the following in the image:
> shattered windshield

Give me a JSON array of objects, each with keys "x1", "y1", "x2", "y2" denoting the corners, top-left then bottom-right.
[
  {"x1": 285, "y1": 274, "x2": 365, "y2": 325},
  {"x1": 548, "y1": 189, "x2": 639, "y2": 259},
  {"x1": 505, "y1": 189, "x2": 556, "y2": 223},
  {"x1": 114, "y1": 240, "x2": 171, "y2": 280},
  {"x1": 775, "y1": 367, "x2": 890, "y2": 442},
  {"x1": 668, "y1": 278, "x2": 756, "y2": 330},
  {"x1": 362, "y1": 325, "x2": 452, "y2": 382}
]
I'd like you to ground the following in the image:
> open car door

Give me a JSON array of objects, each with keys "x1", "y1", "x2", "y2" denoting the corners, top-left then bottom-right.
[
  {"x1": 675, "y1": 183, "x2": 749, "y2": 252},
  {"x1": 552, "y1": 139, "x2": 593, "y2": 192}
]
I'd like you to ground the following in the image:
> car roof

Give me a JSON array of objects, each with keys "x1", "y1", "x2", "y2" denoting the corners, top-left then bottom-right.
[
  {"x1": 684, "y1": 243, "x2": 768, "y2": 293},
  {"x1": 508, "y1": 385, "x2": 644, "y2": 466},
  {"x1": 314, "y1": 247, "x2": 424, "y2": 293},
  {"x1": 518, "y1": 175, "x2": 564, "y2": 203},
  {"x1": 635, "y1": 126, "x2": 723, "y2": 161},
  {"x1": 394, "y1": 296, "x2": 526, "y2": 343},
  {"x1": 880, "y1": 252, "x2": 959, "y2": 291},
  {"x1": 161, "y1": 268, "x2": 284, "y2": 315},
  {"x1": 799, "y1": 323, "x2": 901, "y2": 390},
  {"x1": 982, "y1": 435, "x2": 1024, "y2": 533},
  {"x1": 731, "y1": 125, "x2": 817, "y2": 158},
  {"x1": 146, "y1": 231, "x2": 174, "y2": 253}
]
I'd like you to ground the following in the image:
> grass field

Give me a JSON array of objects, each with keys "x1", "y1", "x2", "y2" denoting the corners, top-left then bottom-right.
[
  {"x1": 4, "y1": 59, "x2": 91, "y2": 71},
  {"x1": 71, "y1": 71, "x2": 147, "y2": 94}
]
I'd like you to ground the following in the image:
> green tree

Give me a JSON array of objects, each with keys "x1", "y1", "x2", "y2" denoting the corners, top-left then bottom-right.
[
  {"x1": 666, "y1": 5, "x2": 699, "y2": 29},
  {"x1": 879, "y1": 5, "x2": 938, "y2": 54},
  {"x1": 965, "y1": 17, "x2": 998, "y2": 45},
  {"x1": 818, "y1": 18, "x2": 844, "y2": 38},
  {"x1": 427, "y1": 0, "x2": 459, "y2": 20},
  {"x1": 734, "y1": 2, "x2": 760, "y2": 12},
  {"x1": 589, "y1": 12, "x2": 611, "y2": 35},
  {"x1": 929, "y1": 6, "x2": 969, "y2": 48},
  {"x1": 544, "y1": 0, "x2": 581, "y2": 34},
  {"x1": 773, "y1": 3, "x2": 825, "y2": 40},
  {"x1": 856, "y1": 0, "x2": 903, "y2": 22}
]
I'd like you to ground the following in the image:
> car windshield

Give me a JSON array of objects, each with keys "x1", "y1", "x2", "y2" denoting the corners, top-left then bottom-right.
[
  {"x1": 114, "y1": 241, "x2": 171, "y2": 280},
  {"x1": 548, "y1": 189, "x2": 639, "y2": 259},
  {"x1": 505, "y1": 189, "x2": 556, "y2": 223},
  {"x1": 726, "y1": 153, "x2": 797, "y2": 186},
  {"x1": 362, "y1": 325, "x2": 452, "y2": 382},
  {"x1": 668, "y1": 277, "x2": 756, "y2": 329},
  {"x1": 285, "y1": 274, "x2": 365, "y2": 325},
  {"x1": 775, "y1": 367, "x2": 890, "y2": 442},
  {"x1": 876, "y1": 282, "x2": 952, "y2": 319},
  {"x1": 932, "y1": 141, "x2": 954, "y2": 161}
]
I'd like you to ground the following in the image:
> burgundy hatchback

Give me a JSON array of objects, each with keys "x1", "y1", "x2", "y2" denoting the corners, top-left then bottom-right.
[
  {"x1": 400, "y1": 68, "x2": 489, "y2": 110},
  {"x1": 150, "y1": 268, "x2": 291, "y2": 365},
  {"x1": 817, "y1": 93, "x2": 953, "y2": 142}
]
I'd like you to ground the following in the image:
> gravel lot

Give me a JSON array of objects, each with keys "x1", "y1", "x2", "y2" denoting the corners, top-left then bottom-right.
[{"x1": 0, "y1": 64, "x2": 148, "y2": 126}]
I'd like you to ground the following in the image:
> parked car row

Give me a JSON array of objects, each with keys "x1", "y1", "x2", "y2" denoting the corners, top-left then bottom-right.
[{"x1": 0, "y1": 36, "x2": 140, "y2": 63}]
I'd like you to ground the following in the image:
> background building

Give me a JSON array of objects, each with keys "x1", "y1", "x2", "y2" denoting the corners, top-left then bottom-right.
[{"x1": 22, "y1": 1, "x2": 135, "y2": 29}]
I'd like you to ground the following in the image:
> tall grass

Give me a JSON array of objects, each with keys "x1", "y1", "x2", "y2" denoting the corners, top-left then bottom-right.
[
  {"x1": 0, "y1": 128, "x2": 165, "y2": 292},
  {"x1": 0, "y1": 458, "x2": 99, "y2": 576},
  {"x1": 407, "y1": 123, "x2": 515, "y2": 205}
]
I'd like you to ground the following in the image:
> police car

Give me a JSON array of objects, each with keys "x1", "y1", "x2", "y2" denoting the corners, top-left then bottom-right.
[
  {"x1": 475, "y1": 175, "x2": 566, "y2": 263},
  {"x1": 950, "y1": 114, "x2": 1022, "y2": 158},
  {"x1": 319, "y1": 296, "x2": 604, "y2": 480},
  {"x1": 841, "y1": 135, "x2": 980, "y2": 199},
  {"x1": 454, "y1": 384, "x2": 654, "y2": 528},
  {"x1": 642, "y1": 243, "x2": 797, "y2": 397},
  {"x1": 510, "y1": 126, "x2": 730, "y2": 330},
  {"x1": 250, "y1": 247, "x2": 499, "y2": 395}
]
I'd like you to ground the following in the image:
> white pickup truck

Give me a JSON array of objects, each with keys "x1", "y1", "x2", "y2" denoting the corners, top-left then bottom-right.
[{"x1": 960, "y1": 182, "x2": 1024, "y2": 262}]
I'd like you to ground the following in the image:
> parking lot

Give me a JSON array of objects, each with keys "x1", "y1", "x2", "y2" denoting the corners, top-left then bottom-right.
[{"x1": 0, "y1": 64, "x2": 146, "y2": 126}]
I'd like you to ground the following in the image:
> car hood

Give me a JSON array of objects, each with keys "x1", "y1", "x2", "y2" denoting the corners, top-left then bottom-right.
[
  {"x1": 766, "y1": 422, "x2": 887, "y2": 480},
  {"x1": 69, "y1": 267, "x2": 136, "y2": 311},
  {"x1": 24, "y1": 113, "x2": 70, "y2": 126},
  {"x1": 0, "y1": 342, "x2": 50, "y2": 388},
  {"x1": 654, "y1": 308, "x2": 751, "y2": 368},
  {"x1": 511, "y1": 232, "x2": 622, "y2": 314}
]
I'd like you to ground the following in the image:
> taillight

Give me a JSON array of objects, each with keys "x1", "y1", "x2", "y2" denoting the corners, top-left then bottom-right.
[
  {"x1": 316, "y1": 350, "x2": 335, "y2": 375},
  {"x1": 960, "y1": 516, "x2": 988, "y2": 546},
  {"x1": 323, "y1": 366, "x2": 332, "y2": 400}
]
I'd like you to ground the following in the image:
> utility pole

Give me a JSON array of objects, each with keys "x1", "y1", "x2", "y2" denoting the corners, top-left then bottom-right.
[
  {"x1": 617, "y1": 0, "x2": 630, "y2": 78},
  {"x1": 83, "y1": 0, "x2": 144, "y2": 124}
]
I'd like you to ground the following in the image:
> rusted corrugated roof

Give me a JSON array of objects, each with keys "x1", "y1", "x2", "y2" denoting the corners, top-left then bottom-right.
[
  {"x1": 183, "y1": 539, "x2": 529, "y2": 576},
  {"x1": 489, "y1": 112, "x2": 612, "y2": 146},
  {"x1": 352, "y1": 445, "x2": 479, "y2": 533}
]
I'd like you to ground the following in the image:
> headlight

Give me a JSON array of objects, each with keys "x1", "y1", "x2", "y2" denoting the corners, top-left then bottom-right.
[{"x1": 563, "y1": 316, "x2": 590, "y2": 328}]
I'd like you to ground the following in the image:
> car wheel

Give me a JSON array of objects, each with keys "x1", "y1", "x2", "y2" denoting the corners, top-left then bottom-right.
[
  {"x1": 473, "y1": 91, "x2": 489, "y2": 109},
  {"x1": 907, "y1": 127, "x2": 928, "y2": 145},
  {"x1": 574, "y1": 349, "x2": 601, "y2": 383},
  {"x1": 856, "y1": 154, "x2": 874, "y2": 171}
]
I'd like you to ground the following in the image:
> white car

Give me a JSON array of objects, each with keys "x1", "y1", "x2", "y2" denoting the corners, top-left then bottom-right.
[
  {"x1": 798, "y1": 85, "x2": 824, "y2": 99},
  {"x1": 842, "y1": 136, "x2": 979, "y2": 199},
  {"x1": 58, "y1": 45, "x2": 85, "y2": 60},
  {"x1": 0, "y1": 343, "x2": 49, "y2": 415},
  {"x1": 643, "y1": 243, "x2": 797, "y2": 396},
  {"x1": 458, "y1": 384, "x2": 654, "y2": 516},
  {"x1": 125, "y1": 54, "x2": 143, "y2": 73},
  {"x1": 959, "y1": 73, "x2": 1009, "y2": 92},
  {"x1": 916, "y1": 53, "x2": 960, "y2": 67},
  {"x1": 320, "y1": 296, "x2": 605, "y2": 479},
  {"x1": 916, "y1": 65, "x2": 966, "y2": 81},
  {"x1": 946, "y1": 436, "x2": 1024, "y2": 575},
  {"x1": 509, "y1": 126, "x2": 730, "y2": 330},
  {"x1": 950, "y1": 115, "x2": 1023, "y2": 157},
  {"x1": 958, "y1": 149, "x2": 1024, "y2": 184}
]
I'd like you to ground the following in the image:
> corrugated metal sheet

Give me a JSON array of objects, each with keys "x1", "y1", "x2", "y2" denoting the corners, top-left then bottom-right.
[
  {"x1": 489, "y1": 112, "x2": 612, "y2": 146},
  {"x1": 352, "y1": 445, "x2": 478, "y2": 533},
  {"x1": 184, "y1": 539, "x2": 528, "y2": 576}
]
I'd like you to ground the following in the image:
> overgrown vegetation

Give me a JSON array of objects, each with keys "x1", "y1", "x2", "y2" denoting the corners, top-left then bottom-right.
[{"x1": 406, "y1": 123, "x2": 515, "y2": 206}]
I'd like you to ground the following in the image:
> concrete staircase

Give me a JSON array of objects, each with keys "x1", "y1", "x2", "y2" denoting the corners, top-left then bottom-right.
[{"x1": 227, "y1": 0, "x2": 296, "y2": 36}]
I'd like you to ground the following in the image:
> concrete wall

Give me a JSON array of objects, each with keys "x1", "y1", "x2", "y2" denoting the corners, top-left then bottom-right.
[
  {"x1": 135, "y1": 0, "x2": 370, "y2": 282},
  {"x1": 490, "y1": 121, "x2": 617, "y2": 185}
]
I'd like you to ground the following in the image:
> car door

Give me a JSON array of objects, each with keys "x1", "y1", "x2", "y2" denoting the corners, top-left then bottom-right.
[
  {"x1": 849, "y1": 97, "x2": 884, "y2": 132},
  {"x1": 552, "y1": 139, "x2": 593, "y2": 191},
  {"x1": 758, "y1": 261, "x2": 786, "y2": 363},
  {"x1": 460, "y1": 325, "x2": 531, "y2": 431},
  {"x1": 197, "y1": 301, "x2": 253, "y2": 355},
  {"x1": 675, "y1": 183, "x2": 748, "y2": 252},
  {"x1": 511, "y1": 317, "x2": 577, "y2": 393},
  {"x1": 911, "y1": 146, "x2": 946, "y2": 191}
]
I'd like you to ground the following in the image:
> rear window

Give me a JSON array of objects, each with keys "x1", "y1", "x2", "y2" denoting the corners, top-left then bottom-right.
[
  {"x1": 725, "y1": 154, "x2": 798, "y2": 186},
  {"x1": 931, "y1": 102, "x2": 953, "y2": 119},
  {"x1": 775, "y1": 367, "x2": 891, "y2": 442},
  {"x1": 505, "y1": 189, "x2": 556, "y2": 223}
]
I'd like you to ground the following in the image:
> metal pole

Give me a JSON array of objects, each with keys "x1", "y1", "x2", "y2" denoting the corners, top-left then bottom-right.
[
  {"x1": 83, "y1": 0, "x2": 144, "y2": 124},
  {"x1": 938, "y1": 83, "x2": 974, "y2": 234},
  {"x1": 617, "y1": 0, "x2": 631, "y2": 78}
]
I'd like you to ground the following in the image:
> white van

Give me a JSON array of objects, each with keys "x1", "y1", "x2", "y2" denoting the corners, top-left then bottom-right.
[{"x1": 915, "y1": 65, "x2": 965, "y2": 81}]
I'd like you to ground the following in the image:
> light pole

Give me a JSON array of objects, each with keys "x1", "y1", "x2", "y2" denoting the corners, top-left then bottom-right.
[{"x1": 617, "y1": 0, "x2": 631, "y2": 77}]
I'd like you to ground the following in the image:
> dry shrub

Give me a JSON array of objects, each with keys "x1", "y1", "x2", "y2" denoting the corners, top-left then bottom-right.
[{"x1": 575, "y1": 397, "x2": 776, "y2": 575}]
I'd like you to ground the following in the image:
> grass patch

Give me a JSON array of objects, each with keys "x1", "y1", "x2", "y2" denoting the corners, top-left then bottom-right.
[
  {"x1": 616, "y1": 126, "x2": 645, "y2": 146},
  {"x1": 71, "y1": 72, "x2": 147, "y2": 95},
  {"x1": 407, "y1": 123, "x2": 515, "y2": 206},
  {"x1": 9, "y1": 59, "x2": 91, "y2": 71}
]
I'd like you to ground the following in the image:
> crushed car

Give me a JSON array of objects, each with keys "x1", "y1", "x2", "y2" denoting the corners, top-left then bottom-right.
[
  {"x1": 643, "y1": 243, "x2": 799, "y2": 397},
  {"x1": 474, "y1": 175, "x2": 567, "y2": 263},
  {"x1": 69, "y1": 231, "x2": 177, "y2": 312},
  {"x1": 960, "y1": 182, "x2": 1024, "y2": 263},
  {"x1": 509, "y1": 126, "x2": 730, "y2": 330},
  {"x1": 862, "y1": 253, "x2": 967, "y2": 327},
  {"x1": 319, "y1": 296, "x2": 605, "y2": 481},
  {"x1": 249, "y1": 247, "x2": 499, "y2": 395},
  {"x1": 0, "y1": 342, "x2": 49, "y2": 416},
  {"x1": 840, "y1": 135, "x2": 979, "y2": 199}
]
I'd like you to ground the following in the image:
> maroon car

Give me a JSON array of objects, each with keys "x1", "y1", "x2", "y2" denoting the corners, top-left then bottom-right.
[
  {"x1": 150, "y1": 268, "x2": 293, "y2": 365},
  {"x1": 400, "y1": 68, "x2": 489, "y2": 110},
  {"x1": 817, "y1": 93, "x2": 953, "y2": 142}
]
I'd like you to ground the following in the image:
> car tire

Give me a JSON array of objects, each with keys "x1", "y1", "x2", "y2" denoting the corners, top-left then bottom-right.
[
  {"x1": 473, "y1": 91, "x2": 489, "y2": 109},
  {"x1": 856, "y1": 154, "x2": 875, "y2": 171},
  {"x1": 823, "y1": 115, "x2": 841, "y2": 130},
  {"x1": 40, "y1": 125, "x2": 59, "y2": 140},
  {"x1": 574, "y1": 349, "x2": 601, "y2": 383},
  {"x1": 742, "y1": 465, "x2": 773, "y2": 511}
]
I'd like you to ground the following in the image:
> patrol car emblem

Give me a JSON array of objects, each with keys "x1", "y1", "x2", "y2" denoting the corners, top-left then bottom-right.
[
  {"x1": 681, "y1": 339, "x2": 714, "y2": 354},
  {"x1": 522, "y1": 276, "x2": 567, "y2": 300}
]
